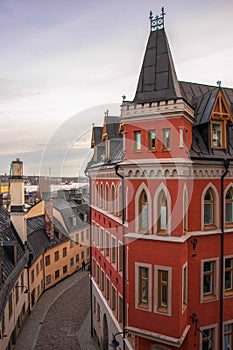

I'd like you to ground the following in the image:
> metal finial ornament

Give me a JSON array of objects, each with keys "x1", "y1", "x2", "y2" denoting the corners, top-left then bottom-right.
[
  {"x1": 105, "y1": 109, "x2": 109, "y2": 117},
  {"x1": 149, "y1": 7, "x2": 166, "y2": 32},
  {"x1": 122, "y1": 94, "x2": 126, "y2": 102},
  {"x1": 217, "y1": 80, "x2": 222, "y2": 87}
]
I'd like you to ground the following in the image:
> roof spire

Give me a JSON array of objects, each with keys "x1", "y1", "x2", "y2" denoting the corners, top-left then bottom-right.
[
  {"x1": 149, "y1": 7, "x2": 166, "y2": 32},
  {"x1": 217, "y1": 80, "x2": 222, "y2": 88}
]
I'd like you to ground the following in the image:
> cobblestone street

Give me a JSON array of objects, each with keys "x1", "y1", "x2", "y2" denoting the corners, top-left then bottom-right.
[{"x1": 14, "y1": 270, "x2": 99, "y2": 350}]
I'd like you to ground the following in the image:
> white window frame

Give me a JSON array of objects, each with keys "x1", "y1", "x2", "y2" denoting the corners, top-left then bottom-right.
[
  {"x1": 118, "y1": 240, "x2": 123, "y2": 272},
  {"x1": 182, "y1": 262, "x2": 188, "y2": 313},
  {"x1": 135, "y1": 183, "x2": 152, "y2": 234},
  {"x1": 154, "y1": 183, "x2": 171, "y2": 235},
  {"x1": 201, "y1": 258, "x2": 219, "y2": 303},
  {"x1": 201, "y1": 183, "x2": 219, "y2": 230},
  {"x1": 224, "y1": 255, "x2": 233, "y2": 297},
  {"x1": 111, "y1": 235, "x2": 116, "y2": 265},
  {"x1": 200, "y1": 323, "x2": 217, "y2": 350},
  {"x1": 135, "y1": 262, "x2": 152, "y2": 312},
  {"x1": 223, "y1": 320, "x2": 233, "y2": 350},
  {"x1": 154, "y1": 265, "x2": 172, "y2": 316}
]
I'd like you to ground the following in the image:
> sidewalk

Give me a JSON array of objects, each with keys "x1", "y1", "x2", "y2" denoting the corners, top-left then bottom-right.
[{"x1": 14, "y1": 270, "x2": 99, "y2": 350}]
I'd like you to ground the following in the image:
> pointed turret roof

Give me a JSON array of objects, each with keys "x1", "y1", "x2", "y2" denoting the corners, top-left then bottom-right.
[{"x1": 133, "y1": 11, "x2": 182, "y2": 104}]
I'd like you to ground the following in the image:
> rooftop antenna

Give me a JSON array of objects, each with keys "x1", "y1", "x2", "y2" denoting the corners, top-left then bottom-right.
[{"x1": 149, "y1": 7, "x2": 166, "y2": 32}]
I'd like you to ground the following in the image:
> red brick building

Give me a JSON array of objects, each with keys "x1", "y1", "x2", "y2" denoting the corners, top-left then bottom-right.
[{"x1": 86, "y1": 8, "x2": 233, "y2": 350}]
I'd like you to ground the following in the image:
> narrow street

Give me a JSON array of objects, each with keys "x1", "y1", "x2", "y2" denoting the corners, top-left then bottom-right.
[{"x1": 14, "y1": 270, "x2": 98, "y2": 350}]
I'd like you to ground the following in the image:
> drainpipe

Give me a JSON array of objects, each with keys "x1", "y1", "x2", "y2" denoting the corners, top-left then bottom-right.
[
  {"x1": 85, "y1": 169, "x2": 94, "y2": 337},
  {"x1": 220, "y1": 159, "x2": 230, "y2": 350},
  {"x1": 115, "y1": 164, "x2": 126, "y2": 350}
]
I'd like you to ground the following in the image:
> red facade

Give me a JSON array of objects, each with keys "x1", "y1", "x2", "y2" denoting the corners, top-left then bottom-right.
[{"x1": 86, "y1": 9, "x2": 233, "y2": 350}]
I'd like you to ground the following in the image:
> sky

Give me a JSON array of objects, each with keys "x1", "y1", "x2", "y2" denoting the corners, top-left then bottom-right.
[{"x1": 0, "y1": 0, "x2": 233, "y2": 177}]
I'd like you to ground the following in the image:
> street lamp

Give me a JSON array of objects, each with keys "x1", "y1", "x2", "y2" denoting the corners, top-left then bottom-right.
[
  {"x1": 190, "y1": 313, "x2": 212, "y2": 350},
  {"x1": 15, "y1": 285, "x2": 30, "y2": 294},
  {"x1": 109, "y1": 331, "x2": 124, "y2": 348}
]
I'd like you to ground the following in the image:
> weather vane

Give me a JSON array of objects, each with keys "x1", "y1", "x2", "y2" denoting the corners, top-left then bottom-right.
[
  {"x1": 149, "y1": 7, "x2": 166, "y2": 32},
  {"x1": 217, "y1": 80, "x2": 222, "y2": 87}
]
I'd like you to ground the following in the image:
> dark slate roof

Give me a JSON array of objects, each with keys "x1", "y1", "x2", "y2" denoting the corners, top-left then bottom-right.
[
  {"x1": 193, "y1": 87, "x2": 219, "y2": 125},
  {"x1": 0, "y1": 207, "x2": 25, "y2": 283},
  {"x1": 53, "y1": 198, "x2": 89, "y2": 234},
  {"x1": 134, "y1": 28, "x2": 182, "y2": 103},
  {"x1": 92, "y1": 126, "x2": 103, "y2": 147},
  {"x1": 104, "y1": 116, "x2": 122, "y2": 140},
  {"x1": 0, "y1": 206, "x2": 29, "y2": 321},
  {"x1": 27, "y1": 215, "x2": 69, "y2": 262},
  {"x1": 179, "y1": 81, "x2": 215, "y2": 106}
]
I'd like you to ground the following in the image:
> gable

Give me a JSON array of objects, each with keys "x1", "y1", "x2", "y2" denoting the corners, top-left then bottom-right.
[{"x1": 210, "y1": 89, "x2": 233, "y2": 125}]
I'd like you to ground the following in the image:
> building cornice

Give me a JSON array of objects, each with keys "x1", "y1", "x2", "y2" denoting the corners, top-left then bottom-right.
[{"x1": 126, "y1": 324, "x2": 190, "y2": 348}]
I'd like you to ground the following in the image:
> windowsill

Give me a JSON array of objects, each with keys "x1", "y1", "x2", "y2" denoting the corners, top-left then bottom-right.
[
  {"x1": 224, "y1": 290, "x2": 233, "y2": 297},
  {"x1": 139, "y1": 229, "x2": 149, "y2": 234},
  {"x1": 204, "y1": 224, "x2": 216, "y2": 230},
  {"x1": 157, "y1": 306, "x2": 168, "y2": 314},
  {"x1": 225, "y1": 223, "x2": 233, "y2": 228},
  {"x1": 157, "y1": 230, "x2": 168, "y2": 236},
  {"x1": 148, "y1": 149, "x2": 156, "y2": 153},
  {"x1": 133, "y1": 150, "x2": 142, "y2": 153},
  {"x1": 162, "y1": 149, "x2": 170, "y2": 152},
  {"x1": 211, "y1": 146, "x2": 226, "y2": 150},
  {"x1": 203, "y1": 293, "x2": 216, "y2": 301},
  {"x1": 138, "y1": 302, "x2": 149, "y2": 309}
]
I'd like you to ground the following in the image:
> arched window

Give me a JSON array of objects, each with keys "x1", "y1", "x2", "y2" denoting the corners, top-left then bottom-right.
[
  {"x1": 226, "y1": 188, "x2": 233, "y2": 225},
  {"x1": 100, "y1": 184, "x2": 103, "y2": 208},
  {"x1": 204, "y1": 188, "x2": 215, "y2": 228},
  {"x1": 157, "y1": 191, "x2": 167, "y2": 234},
  {"x1": 92, "y1": 183, "x2": 95, "y2": 205},
  {"x1": 183, "y1": 189, "x2": 188, "y2": 233},
  {"x1": 118, "y1": 184, "x2": 122, "y2": 217},
  {"x1": 139, "y1": 190, "x2": 148, "y2": 233},
  {"x1": 112, "y1": 185, "x2": 116, "y2": 214},
  {"x1": 96, "y1": 183, "x2": 99, "y2": 206},
  {"x1": 126, "y1": 187, "x2": 128, "y2": 222},
  {"x1": 106, "y1": 184, "x2": 109, "y2": 211}
]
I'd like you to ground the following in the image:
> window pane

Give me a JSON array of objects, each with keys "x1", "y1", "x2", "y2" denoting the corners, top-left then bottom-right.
[
  {"x1": 135, "y1": 132, "x2": 141, "y2": 150},
  {"x1": 160, "y1": 205, "x2": 167, "y2": 230},
  {"x1": 161, "y1": 285, "x2": 167, "y2": 306},
  {"x1": 212, "y1": 122, "x2": 222, "y2": 147},
  {"x1": 226, "y1": 202, "x2": 233, "y2": 223},
  {"x1": 225, "y1": 271, "x2": 232, "y2": 290},
  {"x1": 163, "y1": 129, "x2": 170, "y2": 150},
  {"x1": 142, "y1": 281, "x2": 148, "y2": 303},
  {"x1": 204, "y1": 262, "x2": 212, "y2": 272},
  {"x1": 203, "y1": 275, "x2": 212, "y2": 294},
  {"x1": 141, "y1": 204, "x2": 148, "y2": 230},
  {"x1": 205, "y1": 190, "x2": 212, "y2": 201},
  {"x1": 204, "y1": 203, "x2": 213, "y2": 225}
]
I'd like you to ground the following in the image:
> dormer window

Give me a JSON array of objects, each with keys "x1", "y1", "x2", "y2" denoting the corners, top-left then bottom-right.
[
  {"x1": 210, "y1": 89, "x2": 233, "y2": 149},
  {"x1": 211, "y1": 121, "x2": 225, "y2": 148}
]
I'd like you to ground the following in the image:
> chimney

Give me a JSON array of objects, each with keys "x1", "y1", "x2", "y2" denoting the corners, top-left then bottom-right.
[
  {"x1": 10, "y1": 158, "x2": 26, "y2": 243},
  {"x1": 45, "y1": 200, "x2": 54, "y2": 240}
]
